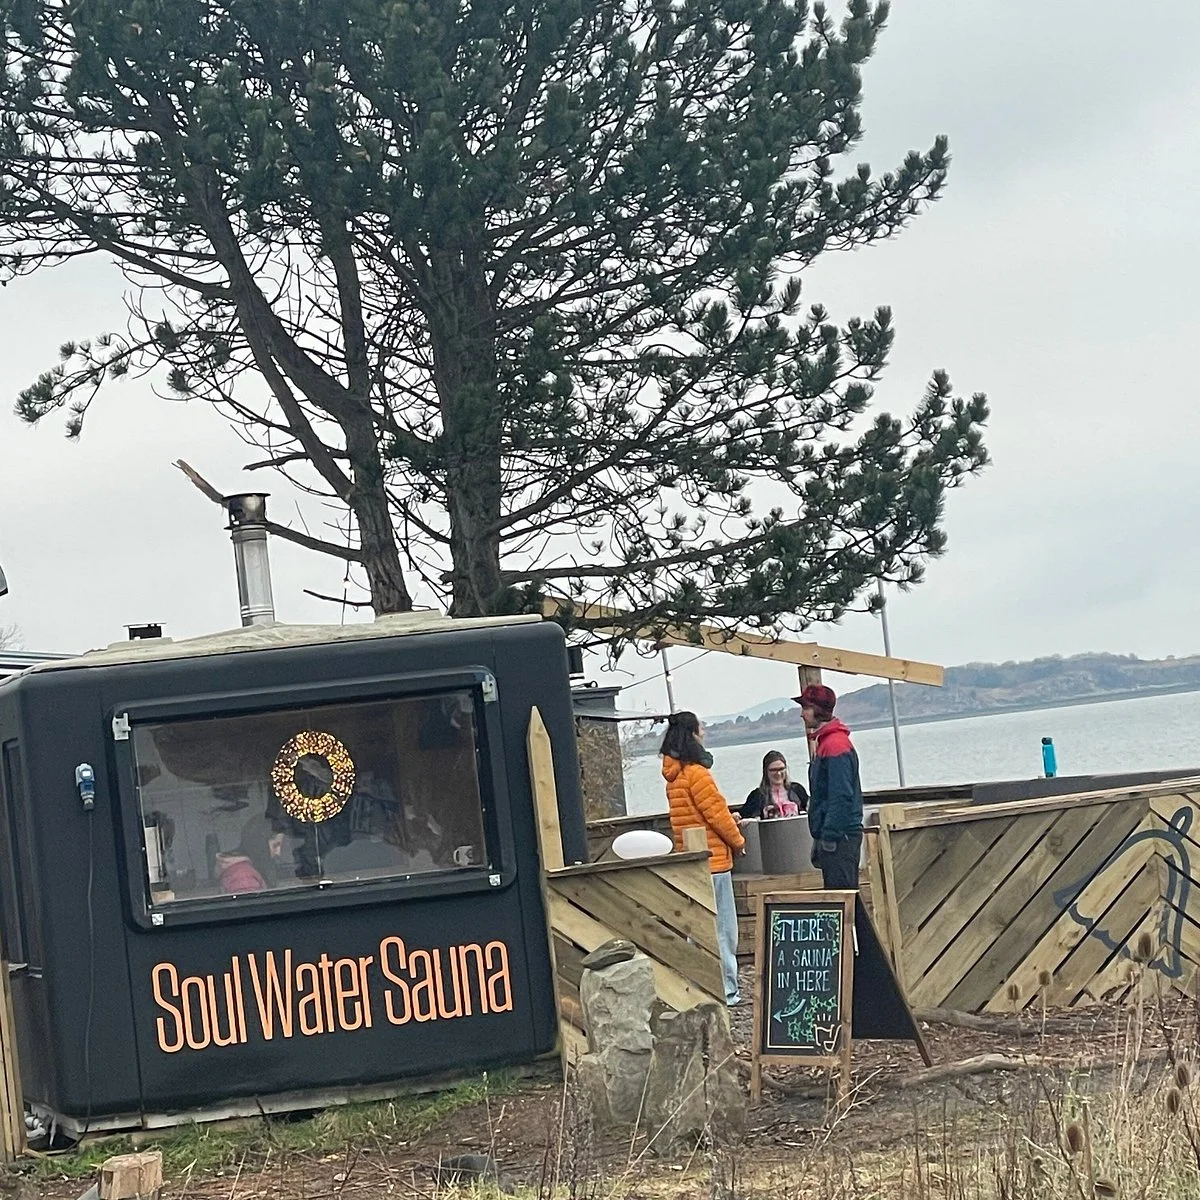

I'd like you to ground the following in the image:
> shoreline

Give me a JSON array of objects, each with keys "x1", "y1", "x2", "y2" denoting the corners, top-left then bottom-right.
[{"x1": 631, "y1": 681, "x2": 1200, "y2": 756}]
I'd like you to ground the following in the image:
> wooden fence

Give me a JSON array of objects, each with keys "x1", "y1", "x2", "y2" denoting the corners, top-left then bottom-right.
[
  {"x1": 528, "y1": 710, "x2": 724, "y2": 1062},
  {"x1": 734, "y1": 871, "x2": 874, "y2": 960},
  {"x1": 864, "y1": 779, "x2": 1200, "y2": 1013}
]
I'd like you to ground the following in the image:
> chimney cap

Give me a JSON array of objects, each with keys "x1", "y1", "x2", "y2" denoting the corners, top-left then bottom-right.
[{"x1": 225, "y1": 493, "x2": 269, "y2": 527}]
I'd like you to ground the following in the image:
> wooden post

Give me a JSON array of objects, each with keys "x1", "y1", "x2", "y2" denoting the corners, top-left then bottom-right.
[
  {"x1": 0, "y1": 963, "x2": 24, "y2": 1163},
  {"x1": 526, "y1": 707, "x2": 569, "y2": 1072},
  {"x1": 873, "y1": 805, "x2": 908, "y2": 990},
  {"x1": 682, "y1": 826, "x2": 708, "y2": 854},
  {"x1": 99, "y1": 1151, "x2": 163, "y2": 1200},
  {"x1": 527, "y1": 706, "x2": 565, "y2": 871},
  {"x1": 797, "y1": 665, "x2": 823, "y2": 761}
]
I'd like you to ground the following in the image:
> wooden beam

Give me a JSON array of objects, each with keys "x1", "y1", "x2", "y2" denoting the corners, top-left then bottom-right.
[
  {"x1": 541, "y1": 598, "x2": 943, "y2": 686},
  {"x1": 527, "y1": 706, "x2": 565, "y2": 871}
]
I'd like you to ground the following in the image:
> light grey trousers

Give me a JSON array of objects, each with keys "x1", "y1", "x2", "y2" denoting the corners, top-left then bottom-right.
[{"x1": 711, "y1": 869, "x2": 741, "y2": 1004}]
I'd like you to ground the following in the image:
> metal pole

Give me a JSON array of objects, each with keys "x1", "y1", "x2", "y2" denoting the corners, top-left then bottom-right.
[
  {"x1": 660, "y1": 647, "x2": 678, "y2": 713},
  {"x1": 877, "y1": 579, "x2": 907, "y2": 787},
  {"x1": 225, "y1": 494, "x2": 277, "y2": 627}
]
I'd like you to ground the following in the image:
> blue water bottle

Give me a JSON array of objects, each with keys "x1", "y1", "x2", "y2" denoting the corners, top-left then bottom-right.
[{"x1": 1041, "y1": 737, "x2": 1057, "y2": 779}]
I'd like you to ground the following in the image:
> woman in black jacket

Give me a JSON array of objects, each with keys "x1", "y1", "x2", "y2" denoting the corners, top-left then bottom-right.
[{"x1": 741, "y1": 750, "x2": 809, "y2": 819}]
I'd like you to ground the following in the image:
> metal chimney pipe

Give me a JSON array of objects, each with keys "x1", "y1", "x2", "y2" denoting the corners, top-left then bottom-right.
[{"x1": 225, "y1": 494, "x2": 276, "y2": 627}]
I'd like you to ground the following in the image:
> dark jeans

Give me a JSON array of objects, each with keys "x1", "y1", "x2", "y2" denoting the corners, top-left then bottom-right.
[{"x1": 818, "y1": 832, "x2": 863, "y2": 890}]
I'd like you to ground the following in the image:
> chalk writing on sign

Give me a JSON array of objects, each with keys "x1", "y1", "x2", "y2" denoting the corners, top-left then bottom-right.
[{"x1": 761, "y1": 905, "x2": 844, "y2": 1056}]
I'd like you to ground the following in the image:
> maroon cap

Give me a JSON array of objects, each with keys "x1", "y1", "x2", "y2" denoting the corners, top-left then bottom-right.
[{"x1": 792, "y1": 684, "x2": 836, "y2": 712}]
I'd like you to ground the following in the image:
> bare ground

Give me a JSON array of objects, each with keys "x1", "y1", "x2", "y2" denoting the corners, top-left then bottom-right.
[{"x1": 14, "y1": 985, "x2": 1200, "y2": 1200}]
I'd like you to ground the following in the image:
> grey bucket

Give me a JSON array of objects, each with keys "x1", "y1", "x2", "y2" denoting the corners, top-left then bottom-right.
[
  {"x1": 759, "y1": 815, "x2": 813, "y2": 875},
  {"x1": 732, "y1": 818, "x2": 764, "y2": 875}
]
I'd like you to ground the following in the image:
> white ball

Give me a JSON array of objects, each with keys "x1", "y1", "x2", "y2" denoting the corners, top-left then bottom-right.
[{"x1": 611, "y1": 829, "x2": 674, "y2": 860}]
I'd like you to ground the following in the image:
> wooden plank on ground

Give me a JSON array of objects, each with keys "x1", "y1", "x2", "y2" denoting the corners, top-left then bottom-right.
[
  {"x1": 547, "y1": 891, "x2": 722, "y2": 1010},
  {"x1": 898, "y1": 818, "x2": 1016, "y2": 940},
  {"x1": 600, "y1": 866, "x2": 721, "y2": 957},
  {"x1": 915, "y1": 808, "x2": 1099, "y2": 1008},
  {"x1": 906, "y1": 812, "x2": 1060, "y2": 1004},
  {"x1": 982, "y1": 817, "x2": 1159, "y2": 1011},
  {"x1": 945, "y1": 798, "x2": 1148, "y2": 1012}
]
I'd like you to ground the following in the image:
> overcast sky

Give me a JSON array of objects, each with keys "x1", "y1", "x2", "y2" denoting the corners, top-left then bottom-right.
[{"x1": 1, "y1": 0, "x2": 1197, "y2": 720}]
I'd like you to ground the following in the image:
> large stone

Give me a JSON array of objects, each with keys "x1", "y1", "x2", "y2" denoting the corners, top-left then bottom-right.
[
  {"x1": 576, "y1": 953, "x2": 656, "y2": 1126},
  {"x1": 581, "y1": 939, "x2": 636, "y2": 970},
  {"x1": 643, "y1": 1002, "x2": 746, "y2": 1152}
]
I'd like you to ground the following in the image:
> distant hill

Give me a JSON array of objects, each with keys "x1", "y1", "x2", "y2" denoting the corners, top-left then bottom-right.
[{"x1": 631, "y1": 653, "x2": 1200, "y2": 752}]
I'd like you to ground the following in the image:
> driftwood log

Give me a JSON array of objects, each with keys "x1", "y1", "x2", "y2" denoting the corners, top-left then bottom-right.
[
  {"x1": 752, "y1": 1053, "x2": 1052, "y2": 1098},
  {"x1": 914, "y1": 1007, "x2": 1106, "y2": 1036}
]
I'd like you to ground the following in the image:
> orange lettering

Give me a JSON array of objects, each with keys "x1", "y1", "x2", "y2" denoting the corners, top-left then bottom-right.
[
  {"x1": 318, "y1": 954, "x2": 336, "y2": 1034},
  {"x1": 181, "y1": 975, "x2": 212, "y2": 1050},
  {"x1": 457, "y1": 944, "x2": 488, "y2": 1016},
  {"x1": 233, "y1": 955, "x2": 247, "y2": 1043},
  {"x1": 484, "y1": 941, "x2": 513, "y2": 1013},
  {"x1": 296, "y1": 963, "x2": 324, "y2": 1036},
  {"x1": 434, "y1": 949, "x2": 463, "y2": 1019},
  {"x1": 380, "y1": 936, "x2": 412, "y2": 1026},
  {"x1": 408, "y1": 949, "x2": 436, "y2": 1021},
  {"x1": 207, "y1": 968, "x2": 240, "y2": 1048},
  {"x1": 152, "y1": 963, "x2": 184, "y2": 1054},
  {"x1": 335, "y1": 958, "x2": 363, "y2": 1031},
  {"x1": 358, "y1": 956, "x2": 374, "y2": 1028},
  {"x1": 249, "y1": 951, "x2": 294, "y2": 1040}
]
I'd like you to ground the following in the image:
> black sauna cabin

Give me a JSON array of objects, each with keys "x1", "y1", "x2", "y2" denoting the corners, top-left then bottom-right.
[{"x1": 0, "y1": 613, "x2": 586, "y2": 1132}]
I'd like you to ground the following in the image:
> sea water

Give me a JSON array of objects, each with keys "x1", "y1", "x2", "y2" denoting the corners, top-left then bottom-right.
[{"x1": 623, "y1": 689, "x2": 1200, "y2": 816}]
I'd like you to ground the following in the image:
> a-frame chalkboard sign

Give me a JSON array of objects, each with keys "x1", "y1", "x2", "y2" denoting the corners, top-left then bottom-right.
[
  {"x1": 749, "y1": 891, "x2": 930, "y2": 1103},
  {"x1": 750, "y1": 891, "x2": 855, "y2": 1102}
]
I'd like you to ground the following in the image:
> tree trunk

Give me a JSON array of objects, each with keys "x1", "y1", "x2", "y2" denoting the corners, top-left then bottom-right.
[
  {"x1": 429, "y1": 243, "x2": 504, "y2": 617},
  {"x1": 344, "y1": 415, "x2": 413, "y2": 614}
]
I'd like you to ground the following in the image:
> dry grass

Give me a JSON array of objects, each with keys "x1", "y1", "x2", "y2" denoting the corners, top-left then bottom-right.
[{"x1": 13, "y1": 972, "x2": 1200, "y2": 1200}]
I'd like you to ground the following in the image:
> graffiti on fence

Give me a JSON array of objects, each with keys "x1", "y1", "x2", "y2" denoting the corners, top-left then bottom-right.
[{"x1": 1052, "y1": 805, "x2": 1192, "y2": 980}]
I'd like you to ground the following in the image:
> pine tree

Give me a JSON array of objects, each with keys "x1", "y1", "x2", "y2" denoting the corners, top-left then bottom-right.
[{"x1": 0, "y1": 0, "x2": 988, "y2": 638}]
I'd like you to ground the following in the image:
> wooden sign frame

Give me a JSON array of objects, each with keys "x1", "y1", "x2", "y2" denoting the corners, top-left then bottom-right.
[{"x1": 750, "y1": 890, "x2": 856, "y2": 1104}]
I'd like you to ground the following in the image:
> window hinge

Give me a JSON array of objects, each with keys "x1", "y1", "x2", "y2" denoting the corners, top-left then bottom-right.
[
  {"x1": 112, "y1": 712, "x2": 131, "y2": 741},
  {"x1": 481, "y1": 675, "x2": 498, "y2": 703}
]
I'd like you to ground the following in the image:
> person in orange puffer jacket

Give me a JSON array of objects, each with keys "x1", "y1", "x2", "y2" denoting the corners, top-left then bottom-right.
[{"x1": 660, "y1": 711, "x2": 746, "y2": 1006}]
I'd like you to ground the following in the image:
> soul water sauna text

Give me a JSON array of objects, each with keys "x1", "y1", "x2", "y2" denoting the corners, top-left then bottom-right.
[{"x1": 151, "y1": 934, "x2": 514, "y2": 1053}]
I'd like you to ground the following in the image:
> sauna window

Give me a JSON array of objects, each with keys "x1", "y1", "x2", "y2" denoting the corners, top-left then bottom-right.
[{"x1": 130, "y1": 692, "x2": 489, "y2": 908}]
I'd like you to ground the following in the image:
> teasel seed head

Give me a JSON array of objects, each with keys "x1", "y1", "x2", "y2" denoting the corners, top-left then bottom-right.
[{"x1": 1065, "y1": 1121, "x2": 1085, "y2": 1154}]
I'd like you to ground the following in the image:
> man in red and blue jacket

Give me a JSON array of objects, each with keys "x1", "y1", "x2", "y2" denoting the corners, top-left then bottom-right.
[{"x1": 794, "y1": 684, "x2": 864, "y2": 889}]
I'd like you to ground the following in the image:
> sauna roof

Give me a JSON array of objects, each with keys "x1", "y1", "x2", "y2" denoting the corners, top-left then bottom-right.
[{"x1": 11, "y1": 612, "x2": 543, "y2": 677}]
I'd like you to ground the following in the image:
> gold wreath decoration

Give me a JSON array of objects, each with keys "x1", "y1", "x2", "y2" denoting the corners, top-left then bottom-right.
[{"x1": 271, "y1": 730, "x2": 356, "y2": 823}]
